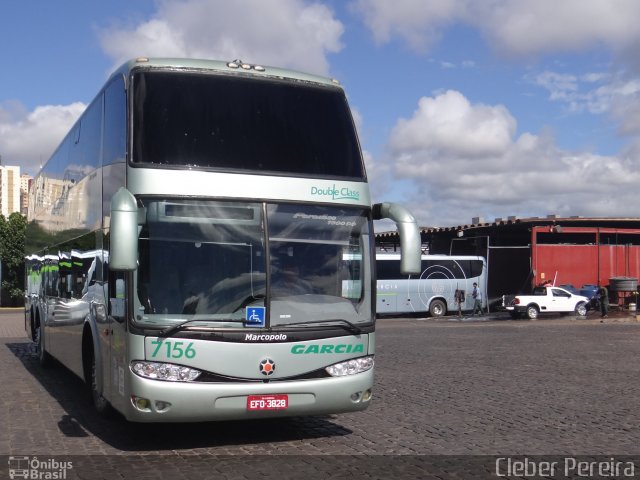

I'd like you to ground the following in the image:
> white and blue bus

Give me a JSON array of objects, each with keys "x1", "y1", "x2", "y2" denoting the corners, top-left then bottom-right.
[
  {"x1": 25, "y1": 58, "x2": 421, "y2": 422},
  {"x1": 376, "y1": 254, "x2": 487, "y2": 317}
]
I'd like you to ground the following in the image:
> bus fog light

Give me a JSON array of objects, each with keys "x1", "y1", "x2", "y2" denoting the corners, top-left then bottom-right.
[
  {"x1": 350, "y1": 391, "x2": 362, "y2": 402},
  {"x1": 362, "y1": 389, "x2": 372, "y2": 401},
  {"x1": 325, "y1": 356, "x2": 374, "y2": 377},
  {"x1": 131, "y1": 396, "x2": 151, "y2": 412},
  {"x1": 131, "y1": 360, "x2": 201, "y2": 382},
  {"x1": 155, "y1": 400, "x2": 172, "y2": 412}
]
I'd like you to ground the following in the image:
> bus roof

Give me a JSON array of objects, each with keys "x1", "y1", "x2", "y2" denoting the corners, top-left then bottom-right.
[{"x1": 111, "y1": 57, "x2": 343, "y2": 89}]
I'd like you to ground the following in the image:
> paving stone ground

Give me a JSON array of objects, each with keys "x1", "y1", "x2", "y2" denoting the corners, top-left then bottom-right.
[{"x1": 1, "y1": 309, "x2": 639, "y2": 479}]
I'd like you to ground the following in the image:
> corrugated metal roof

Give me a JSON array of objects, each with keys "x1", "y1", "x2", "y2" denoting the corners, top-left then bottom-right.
[{"x1": 376, "y1": 216, "x2": 640, "y2": 238}]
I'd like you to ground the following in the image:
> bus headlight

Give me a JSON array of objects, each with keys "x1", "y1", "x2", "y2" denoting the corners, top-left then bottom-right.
[
  {"x1": 325, "y1": 356, "x2": 374, "y2": 377},
  {"x1": 131, "y1": 361, "x2": 202, "y2": 382}
]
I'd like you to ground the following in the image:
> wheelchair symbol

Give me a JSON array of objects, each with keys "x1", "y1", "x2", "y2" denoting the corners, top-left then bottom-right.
[{"x1": 245, "y1": 307, "x2": 265, "y2": 327}]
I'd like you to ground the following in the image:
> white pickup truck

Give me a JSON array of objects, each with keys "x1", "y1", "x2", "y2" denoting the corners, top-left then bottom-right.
[{"x1": 504, "y1": 286, "x2": 590, "y2": 319}]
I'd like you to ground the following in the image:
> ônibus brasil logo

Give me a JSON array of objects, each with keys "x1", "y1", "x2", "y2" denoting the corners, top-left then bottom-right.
[{"x1": 310, "y1": 184, "x2": 360, "y2": 201}]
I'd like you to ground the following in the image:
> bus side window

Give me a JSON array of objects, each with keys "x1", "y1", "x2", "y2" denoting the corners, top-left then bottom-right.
[
  {"x1": 376, "y1": 260, "x2": 402, "y2": 280},
  {"x1": 109, "y1": 271, "x2": 127, "y2": 320}
]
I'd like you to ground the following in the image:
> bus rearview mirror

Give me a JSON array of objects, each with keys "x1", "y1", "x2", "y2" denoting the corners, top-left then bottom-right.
[
  {"x1": 110, "y1": 187, "x2": 139, "y2": 271},
  {"x1": 373, "y1": 202, "x2": 421, "y2": 275}
]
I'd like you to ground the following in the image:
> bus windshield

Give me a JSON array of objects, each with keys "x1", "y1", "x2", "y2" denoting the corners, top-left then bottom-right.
[
  {"x1": 132, "y1": 70, "x2": 364, "y2": 180},
  {"x1": 134, "y1": 199, "x2": 372, "y2": 328}
]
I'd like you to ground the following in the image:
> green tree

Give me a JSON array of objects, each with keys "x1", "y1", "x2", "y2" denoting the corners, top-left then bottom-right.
[{"x1": 0, "y1": 212, "x2": 27, "y2": 306}]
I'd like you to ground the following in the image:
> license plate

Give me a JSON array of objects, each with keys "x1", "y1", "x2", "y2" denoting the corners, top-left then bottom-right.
[{"x1": 246, "y1": 394, "x2": 289, "y2": 411}]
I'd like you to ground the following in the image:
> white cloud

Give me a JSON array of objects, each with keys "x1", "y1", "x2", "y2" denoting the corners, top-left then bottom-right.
[
  {"x1": 350, "y1": 0, "x2": 462, "y2": 51},
  {"x1": 389, "y1": 90, "x2": 516, "y2": 158},
  {"x1": 380, "y1": 90, "x2": 640, "y2": 226},
  {"x1": 352, "y1": 107, "x2": 395, "y2": 202},
  {"x1": 351, "y1": 0, "x2": 640, "y2": 163},
  {"x1": 0, "y1": 101, "x2": 85, "y2": 175},
  {"x1": 530, "y1": 70, "x2": 640, "y2": 131},
  {"x1": 613, "y1": 96, "x2": 640, "y2": 135},
  {"x1": 532, "y1": 72, "x2": 579, "y2": 102},
  {"x1": 478, "y1": 0, "x2": 640, "y2": 57},
  {"x1": 351, "y1": 0, "x2": 640, "y2": 58},
  {"x1": 99, "y1": 0, "x2": 344, "y2": 76}
]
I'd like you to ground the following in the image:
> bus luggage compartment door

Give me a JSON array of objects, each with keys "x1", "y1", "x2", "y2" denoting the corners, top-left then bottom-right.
[{"x1": 376, "y1": 291, "x2": 397, "y2": 313}]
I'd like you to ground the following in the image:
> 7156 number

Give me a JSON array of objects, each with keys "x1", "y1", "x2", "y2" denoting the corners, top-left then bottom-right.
[{"x1": 150, "y1": 339, "x2": 196, "y2": 359}]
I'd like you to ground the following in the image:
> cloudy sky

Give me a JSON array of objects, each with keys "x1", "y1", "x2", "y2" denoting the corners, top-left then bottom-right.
[{"x1": 2, "y1": 0, "x2": 640, "y2": 228}]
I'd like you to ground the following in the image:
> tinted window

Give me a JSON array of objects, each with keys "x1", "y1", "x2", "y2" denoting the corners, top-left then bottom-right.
[
  {"x1": 104, "y1": 76, "x2": 127, "y2": 166},
  {"x1": 44, "y1": 257, "x2": 59, "y2": 297},
  {"x1": 470, "y1": 260, "x2": 484, "y2": 277},
  {"x1": 552, "y1": 288, "x2": 570, "y2": 298},
  {"x1": 56, "y1": 233, "x2": 102, "y2": 299},
  {"x1": 70, "y1": 97, "x2": 102, "y2": 171},
  {"x1": 132, "y1": 71, "x2": 364, "y2": 179},
  {"x1": 134, "y1": 199, "x2": 371, "y2": 327},
  {"x1": 376, "y1": 258, "x2": 484, "y2": 280},
  {"x1": 376, "y1": 260, "x2": 402, "y2": 280},
  {"x1": 45, "y1": 137, "x2": 71, "y2": 218},
  {"x1": 423, "y1": 260, "x2": 465, "y2": 279}
]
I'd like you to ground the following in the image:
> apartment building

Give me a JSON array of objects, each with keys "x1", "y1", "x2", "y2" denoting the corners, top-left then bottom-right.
[
  {"x1": 20, "y1": 173, "x2": 32, "y2": 215},
  {"x1": 0, "y1": 165, "x2": 21, "y2": 217}
]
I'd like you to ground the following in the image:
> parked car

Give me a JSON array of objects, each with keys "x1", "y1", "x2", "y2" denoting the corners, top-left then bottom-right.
[{"x1": 504, "y1": 286, "x2": 590, "y2": 320}]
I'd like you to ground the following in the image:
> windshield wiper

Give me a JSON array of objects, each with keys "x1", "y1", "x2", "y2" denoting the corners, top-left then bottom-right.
[
  {"x1": 275, "y1": 319, "x2": 363, "y2": 335},
  {"x1": 232, "y1": 294, "x2": 265, "y2": 313},
  {"x1": 157, "y1": 318, "x2": 243, "y2": 337}
]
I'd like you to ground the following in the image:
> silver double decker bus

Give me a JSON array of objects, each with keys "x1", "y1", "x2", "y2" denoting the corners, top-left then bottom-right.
[{"x1": 25, "y1": 57, "x2": 420, "y2": 422}]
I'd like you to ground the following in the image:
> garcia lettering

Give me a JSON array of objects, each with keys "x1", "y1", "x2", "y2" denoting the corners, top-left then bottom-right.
[{"x1": 291, "y1": 343, "x2": 365, "y2": 354}]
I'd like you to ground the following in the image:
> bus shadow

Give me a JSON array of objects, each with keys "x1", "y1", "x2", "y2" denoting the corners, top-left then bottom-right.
[{"x1": 6, "y1": 341, "x2": 352, "y2": 452}]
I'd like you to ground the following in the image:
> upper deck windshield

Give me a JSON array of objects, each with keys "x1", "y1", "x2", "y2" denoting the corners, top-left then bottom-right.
[
  {"x1": 131, "y1": 70, "x2": 364, "y2": 180},
  {"x1": 134, "y1": 199, "x2": 372, "y2": 329}
]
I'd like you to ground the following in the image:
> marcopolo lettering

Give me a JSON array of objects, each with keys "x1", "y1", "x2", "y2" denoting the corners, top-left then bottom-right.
[
  {"x1": 245, "y1": 333, "x2": 287, "y2": 341},
  {"x1": 291, "y1": 343, "x2": 365, "y2": 354}
]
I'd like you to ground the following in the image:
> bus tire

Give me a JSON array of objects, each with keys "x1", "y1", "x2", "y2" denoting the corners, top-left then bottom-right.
[
  {"x1": 526, "y1": 305, "x2": 539, "y2": 320},
  {"x1": 429, "y1": 299, "x2": 446, "y2": 317},
  {"x1": 36, "y1": 316, "x2": 51, "y2": 367},
  {"x1": 84, "y1": 336, "x2": 111, "y2": 416}
]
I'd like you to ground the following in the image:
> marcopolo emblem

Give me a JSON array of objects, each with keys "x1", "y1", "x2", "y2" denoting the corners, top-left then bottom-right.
[{"x1": 259, "y1": 358, "x2": 276, "y2": 376}]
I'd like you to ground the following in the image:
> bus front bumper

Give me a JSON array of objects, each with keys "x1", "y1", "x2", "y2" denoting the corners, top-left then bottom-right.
[{"x1": 124, "y1": 369, "x2": 374, "y2": 422}]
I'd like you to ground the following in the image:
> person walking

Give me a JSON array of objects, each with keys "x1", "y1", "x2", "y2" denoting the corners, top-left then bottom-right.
[
  {"x1": 472, "y1": 282, "x2": 483, "y2": 316},
  {"x1": 599, "y1": 286, "x2": 609, "y2": 318}
]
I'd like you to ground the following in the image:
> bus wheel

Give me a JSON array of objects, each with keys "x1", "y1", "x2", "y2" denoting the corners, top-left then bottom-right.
[
  {"x1": 89, "y1": 347, "x2": 111, "y2": 415},
  {"x1": 429, "y1": 299, "x2": 446, "y2": 317},
  {"x1": 36, "y1": 319, "x2": 50, "y2": 367}
]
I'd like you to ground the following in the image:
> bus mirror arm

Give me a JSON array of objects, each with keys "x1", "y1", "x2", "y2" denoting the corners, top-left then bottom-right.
[
  {"x1": 372, "y1": 202, "x2": 421, "y2": 275},
  {"x1": 110, "y1": 187, "x2": 139, "y2": 271}
]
